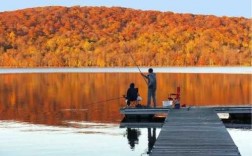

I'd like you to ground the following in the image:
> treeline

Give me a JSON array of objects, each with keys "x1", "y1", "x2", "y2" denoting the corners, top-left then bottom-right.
[{"x1": 0, "y1": 6, "x2": 251, "y2": 67}]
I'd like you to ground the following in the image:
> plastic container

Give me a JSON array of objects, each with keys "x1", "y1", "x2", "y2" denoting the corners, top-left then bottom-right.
[
  {"x1": 174, "y1": 103, "x2": 180, "y2": 109},
  {"x1": 162, "y1": 100, "x2": 173, "y2": 107}
]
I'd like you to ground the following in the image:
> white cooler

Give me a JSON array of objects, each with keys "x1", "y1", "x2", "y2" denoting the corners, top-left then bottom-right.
[{"x1": 162, "y1": 100, "x2": 173, "y2": 107}]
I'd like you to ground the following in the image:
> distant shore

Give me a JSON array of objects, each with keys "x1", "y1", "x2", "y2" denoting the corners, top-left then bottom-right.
[{"x1": 0, "y1": 67, "x2": 251, "y2": 74}]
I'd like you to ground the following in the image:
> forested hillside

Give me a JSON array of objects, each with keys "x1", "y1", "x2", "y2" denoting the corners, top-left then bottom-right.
[{"x1": 0, "y1": 6, "x2": 250, "y2": 67}]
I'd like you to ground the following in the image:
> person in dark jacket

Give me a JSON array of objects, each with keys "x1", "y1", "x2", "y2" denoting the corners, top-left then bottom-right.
[
  {"x1": 141, "y1": 68, "x2": 157, "y2": 107},
  {"x1": 126, "y1": 83, "x2": 138, "y2": 107}
]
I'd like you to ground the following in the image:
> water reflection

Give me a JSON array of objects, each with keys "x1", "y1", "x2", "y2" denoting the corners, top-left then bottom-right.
[
  {"x1": 147, "y1": 128, "x2": 156, "y2": 154},
  {"x1": 125, "y1": 127, "x2": 157, "y2": 154},
  {"x1": 0, "y1": 120, "x2": 144, "y2": 156},
  {"x1": 228, "y1": 128, "x2": 252, "y2": 156},
  {"x1": 0, "y1": 72, "x2": 251, "y2": 127},
  {"x1": 0, "y1": 71, "x2": 251, "y2": 156},
  {"x1": 126, "y1": 128, "x2": 140, "y2": 149},
  {"x1": 120, "y1": 116, "x2": 162, "y2": 155}
]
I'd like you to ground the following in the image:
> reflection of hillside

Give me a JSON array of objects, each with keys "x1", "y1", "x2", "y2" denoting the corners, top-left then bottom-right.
[
  {"x1": 0, "y1": 73, "x2": 251, "y2": 126},
  {"x1": 159, "y1": 73, "x2": 252, "y2": 106}
]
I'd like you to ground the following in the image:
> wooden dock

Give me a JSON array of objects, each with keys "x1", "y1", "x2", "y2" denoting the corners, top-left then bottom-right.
[
  {"x1": 120, "y1": 121, "x2": 163, "y2": 128},
  {"x1": 120, "y1": 106, "x2": 251, "y2": 116},
  {"x1": 150, "y1": 108, "x2": 240, "y2": 156},
  {"x1": 120, "y1": 107, "x2": 170, "y2": 115},
  {"x1": 214, "y1": 106, "x2": 252, "y2": 114}
]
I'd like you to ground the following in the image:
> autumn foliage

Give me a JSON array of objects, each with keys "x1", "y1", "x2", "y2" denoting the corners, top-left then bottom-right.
[{"x1": 0, "y1": 6, "x2": 251, "y2": 67}]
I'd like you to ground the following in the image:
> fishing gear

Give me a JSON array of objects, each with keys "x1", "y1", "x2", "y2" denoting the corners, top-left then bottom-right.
[
  {"x1": 61, "y1": 96, "x2": 125, "y2": 111},
  {"x1": 89, "y1": 96, "x2": 125, "y2": 105},
  {"x1": 126, "y1": 47, "x2": 148, "y2": 85}
]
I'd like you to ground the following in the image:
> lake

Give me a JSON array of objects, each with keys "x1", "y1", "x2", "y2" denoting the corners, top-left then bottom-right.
[{"x1": 0, "y1": 67, "x2": 251, "y2": 156}]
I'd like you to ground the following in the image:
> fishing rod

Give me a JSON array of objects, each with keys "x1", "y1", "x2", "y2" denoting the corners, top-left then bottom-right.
[
  {"x1": 128, "y1": 50, "x2": 142, "y2": 74},
  {"x1": 61, "y1": 96, "x2": 125, "y2": 112},
  {"x1": 128, "y1": 50, "x2": 148, "y2": 85},
  {"x1": 89, "y1": 96, "x2": 125, "y2": 105}
]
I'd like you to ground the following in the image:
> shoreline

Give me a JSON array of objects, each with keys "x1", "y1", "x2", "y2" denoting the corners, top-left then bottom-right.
[{"x1": 0, "y1": 67, "x2": 251, "y2": 74}]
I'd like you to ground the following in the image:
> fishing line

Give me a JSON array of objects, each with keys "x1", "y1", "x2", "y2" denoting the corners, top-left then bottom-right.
[
  {"x1": 61, "y1": 96, "x2": 125, "y2": 111},
  {"x1": 89, "y1": 96, "x2": 124, "y2": 105}
]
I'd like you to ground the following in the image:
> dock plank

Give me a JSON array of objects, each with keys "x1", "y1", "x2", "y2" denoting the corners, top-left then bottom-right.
[
  {"x1": 150, "y1": 108, "x2": 240, "y2": 156},
  {"x1": 120, "y1": 107, "x2": 170, "y2": 115}
]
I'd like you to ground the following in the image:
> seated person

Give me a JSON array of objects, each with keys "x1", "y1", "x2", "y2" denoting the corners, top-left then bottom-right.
[{"x1": 125, "y1": 83, "x2": 141, "y2": 107}]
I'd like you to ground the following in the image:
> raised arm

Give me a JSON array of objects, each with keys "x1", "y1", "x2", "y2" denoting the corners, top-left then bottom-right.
[{"x1": 141, "y1": 73, "x2": 148, "y2": 79}]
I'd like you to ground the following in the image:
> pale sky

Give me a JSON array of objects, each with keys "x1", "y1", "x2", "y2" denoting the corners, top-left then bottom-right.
[{"x1": 0, "y1": 0, "x2": 251, "y2": 18}]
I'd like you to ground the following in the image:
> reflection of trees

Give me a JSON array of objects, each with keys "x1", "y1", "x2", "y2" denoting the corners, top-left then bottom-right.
[
  {"x1": 0, "y1": 73, "x2": 250, "y2": 126},
  {"x1": 126, "y1": 128, "x2": 140, "y2": 149},
  {"x1": 0, "y1": 73, "x2": 125, "y2": 126}
]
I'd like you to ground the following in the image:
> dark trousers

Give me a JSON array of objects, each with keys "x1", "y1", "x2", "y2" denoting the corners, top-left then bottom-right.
[{"x1": 147, "y1": 88, "x2": 156, "y2": 107}]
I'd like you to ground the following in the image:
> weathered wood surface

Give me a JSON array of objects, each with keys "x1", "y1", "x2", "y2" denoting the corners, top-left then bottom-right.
[
  {"x1": 214, "y1": 106, "x2": 252, "y2": 114},
  {"x1": 120, "y1": 122, "x2": 163, "y2": 128},
  {"x1": 120, "y1": 107, "x2": 170, "y2": 115},
  {"x1": 150, "y1": 108, "x2": 240, "y2": 156},
  {"x1": 120, "y1": 106, "x2": 252, "y2": 115}
]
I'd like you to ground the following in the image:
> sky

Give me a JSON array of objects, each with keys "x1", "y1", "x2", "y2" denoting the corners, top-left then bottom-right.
[{"x1": 0, "y1": 0, "x2": 251, "y2": 18}]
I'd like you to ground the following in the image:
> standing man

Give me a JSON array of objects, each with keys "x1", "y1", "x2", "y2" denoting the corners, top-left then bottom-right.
[{"x1": 141, "y1": 68, "x2": 157, "y2": 108}]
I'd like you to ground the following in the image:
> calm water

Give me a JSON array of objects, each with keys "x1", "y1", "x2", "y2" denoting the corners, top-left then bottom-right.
[{"x1": 0, "y1": 68, "x2": 251, "y2": 156}]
